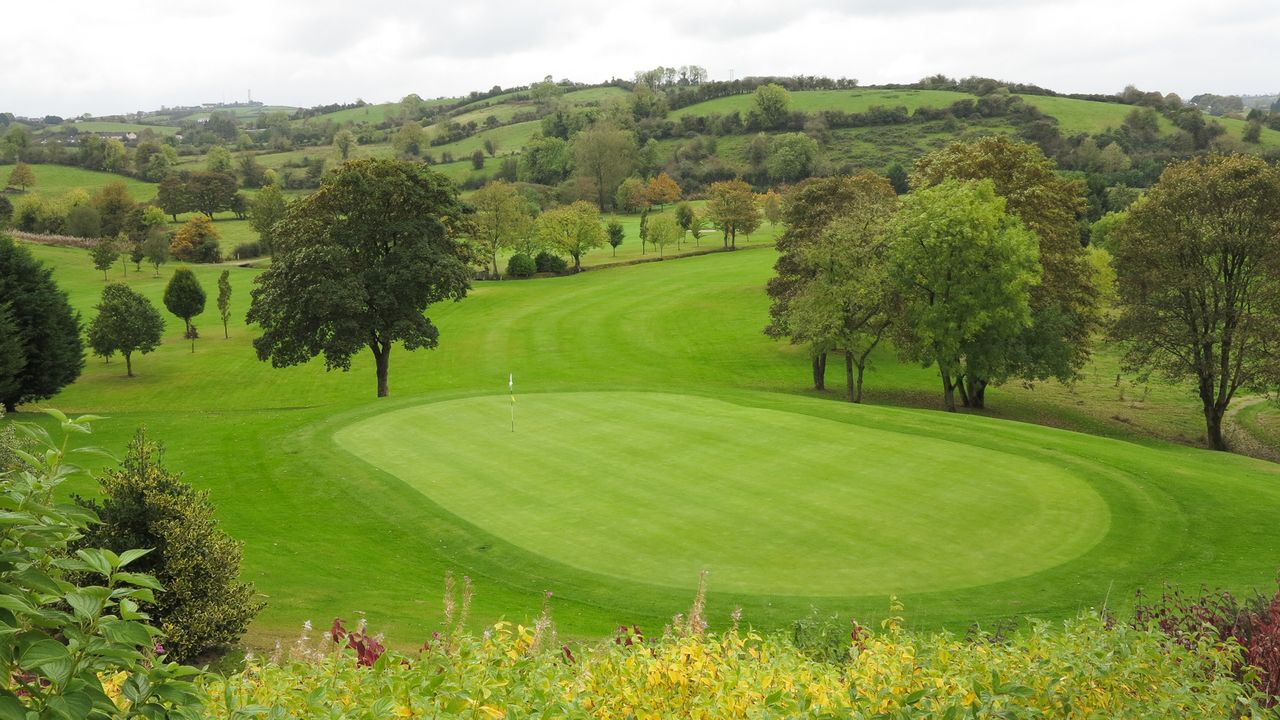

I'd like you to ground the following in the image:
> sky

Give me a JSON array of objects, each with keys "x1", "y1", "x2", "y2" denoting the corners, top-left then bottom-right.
[{"x1": 3, "y1": 0, "x2": 1278, "y2": 118}]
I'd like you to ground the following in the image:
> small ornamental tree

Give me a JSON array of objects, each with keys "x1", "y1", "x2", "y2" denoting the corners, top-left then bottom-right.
[
  {"x1": 87, "y1": 283, "x2": 163, "y2": 377},
  {"x1": 674, "y1": 202, "x2": 694, "y2": 242},
  {"x1": 163, "y1": 267, "x2": 206, "y2": 349},
  {"x1": 761, "y1": 190, "x2": 782, "y2": 228},
  {"x1": 607, "y1": 220, "x2": 625, "y2": 256},
  {"x1": 535, "y1": 201, "x2": 606, "y2": 272},
  {"x1": 646, "y1": 172, "x2": 682, "y2": 208},
  {"x1": 143, "y1": 230, "x2": 170, "y2": 277},
  {"x1": 76, "y1": 429, "x2": 264, "y2": 662},
  {"x1": 90, "y1": 237, "x2": 119, "y2": 281},
  {"x1": 7, "y1": 161, "x2": 35, "y2": 191},
  {"x1": 217, "y1": 270, "x2": 232, "y2": 338},
  {"x1": 646, "y1": 213, "x2": 680, "y2": 258},
  {"x1": 170, "y1": 215, "x2": 221, "y2": 263}
]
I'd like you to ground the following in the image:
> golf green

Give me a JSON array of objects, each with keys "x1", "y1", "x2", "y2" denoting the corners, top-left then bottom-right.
[{"x1": 335, "y1": 392, "x2": 1109, "y2": 596}]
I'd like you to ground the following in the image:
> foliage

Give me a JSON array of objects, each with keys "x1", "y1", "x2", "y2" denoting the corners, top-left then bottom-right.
[
  {"x1": 911, "y1": 136, "x2": 1095, "y2": 407},
  {"x1": 645, "y1": 213, "x2": 680, "y2": 257},
  {"x1": 141, "y1": 232, "x2": 168, "y2": 278},
  {"x1": 246, "y1": 158, "x2": 472, "y2": 397},
  {"x1": 0, "y1": 304, "x2": 25, "y2": 404},
  {"x1": 613, "y1": 176, "x2": 648, "y2": 214},
  {"x1": 162, "y1": 267, "x2": 206, "y2": 342},
  {"x1": 231, "y1": 242, "x2": 262, "y2": 260},
  {"x1": 87, "y1": 283, "x2": 163, "y2": 377},
  {"x1": 216, "y1": 270, "x2": 231, "y2": 339},
  {"x1": 7, "y1": 161, "x2": 35, "y2": 191},
  {"x1": 202, "y1": 607, "x2": 1264, "y2": 718},
  {"x1": 76, "y1": 430, "x2": 263, "y2": 663},
  {"x1": 760, "y1": 190, "x2": 781, "y2": 227},
  {"x1": 534, "y1": 251, "x2": 568, "y2": 274},
  {"x1": 606, "y1": 220, "x2": 625, "y2": 256},
  {"x1": 332, "y1": 128, "x2": 356, "y2": 161},
  {"x1": 705, "y1": 179, "x2": 761, "y2": 249},
  {"x1": 184, "y1": 172, "x2": 239, "y2": 219},
  {"x1": 0, "y1": 236, "x2": 83, "y2": 412},
  {"x1": 767, "y1": 132, "x2": 821, "y2": 183},
  {"x1": 89, "y1": 237, "x2": 118, "y2": 280},
  {"x1": 0, "y1": 411, "x2": 206, "y2": 718},
  {"x1": 468, "y1": 181, "x2": 533, "y2": 278},
  {"x1": 533, "y1": 201, "x2": 606, "y2": 272},
  {"x1": 573, "y1": 123, "x2": 637, "y2": 211},
  {"x1": 1111, "y1": 154, "x2": 1280, "y2": 450},
  {"x1": 890, "y1": 180, "x2": 1041, "y2": 411},
  {"x1": 506, "y1": 253, "x2": 536, "y2": 278},
  {"x1": 673, "y1": 202, "x2": 695, "y2": 235},
  {"x1": 66, "y1": 204, "x2": 102, "y2": 239},
  {"x1": 645, "y1": 172, "x2": 682, "y2": 207},
  {"x1": 169, "y1": 215, "x2": 221, "y2": 263},
  {"x1": 754, "y1": 82, "x2": 792, "y2": 128},
  {"x1": 247, "y1": 183, "x2": 288, "y2": 255}
]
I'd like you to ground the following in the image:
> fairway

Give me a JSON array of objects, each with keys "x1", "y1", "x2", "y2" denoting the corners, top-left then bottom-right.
[{"x1": 337, "y1": 392, "x2": 1109, "y2": 595}]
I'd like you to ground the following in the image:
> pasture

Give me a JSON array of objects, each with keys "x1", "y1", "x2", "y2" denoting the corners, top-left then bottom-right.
[
  {"x1": 16, "y1": 237, "x2": 1280, "y2": 648},
  {"x1": 670, "y1": 88, "x2": 976, "y2": 119}
]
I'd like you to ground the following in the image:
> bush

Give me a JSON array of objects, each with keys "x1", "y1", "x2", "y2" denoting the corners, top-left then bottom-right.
[
  {"x1": 1, "y1": 411, "x2": 205, "y2": 716},
  {"x1": 232, "y1": 241, "x2": 263, "y2": 260},
  {"x1": 76, "y1": 429, "x2": 264, "y2": 662},
  {"x1": 535, "y1": 251, "x2": 568, "y2": 274},
  {"x1": 506, "y1": 253, "x2": 536, "y2": 278}
]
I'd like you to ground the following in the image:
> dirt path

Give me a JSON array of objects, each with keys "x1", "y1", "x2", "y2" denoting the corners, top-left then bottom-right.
[{"x1": 1226, "y1": 395, "x2": 1280, "y2": 462}]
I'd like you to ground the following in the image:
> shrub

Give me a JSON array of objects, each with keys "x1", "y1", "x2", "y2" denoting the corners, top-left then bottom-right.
[
  {"x1": 506, "y1": 252, "x2": 536, "y2": 278},
  {"x1": 76, "y1": 429, "x2": 264, "y2": 662},
  {"x1": 1, "y1": 411, "x2": 205, "y2": 717},
  {"x1": 534, "y1": 250, "x2": 568, "y2": 274},
  {"x1": 232, "y1": 241, "x2": 263, "y2": 260}
]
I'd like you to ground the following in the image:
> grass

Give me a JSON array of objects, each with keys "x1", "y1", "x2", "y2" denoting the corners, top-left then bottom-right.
[
  {"x1": 43, "y1": 121, "x2": 180, "y2": 137},
  {"x1": 671, "y1": 89, "x2": 976, "y2": 119},
  {"x1": 0, "y1": 164, "x2": 157, "y2": 201},
  {"x1": 13, "y1": 238, "x2": 1280, "y2": 650}
]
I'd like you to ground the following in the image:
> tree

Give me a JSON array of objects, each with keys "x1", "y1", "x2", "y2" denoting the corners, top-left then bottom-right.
[
  {"x1": 754, "y1": 83, "x2": 791, "y2": 128},
  {"x1": 761, "y1": 190, "x2": 782, "y2": 228},
  {"x1": 1111, "y1": 154, "x2": 1280, "y2": 450},
  {"x1": 645, "y1": 213, "x2": 680, "y2": 258},
  {"x1": 93, "y1": 181, "x2": 135, "y2": 237},
  {"x1": 76, "y1": 429, "x2": 263, "y2": 661},
  {"x1": 66, "y1": 204, "x2": 102, "y2": 238},
  {"x1": 534, "y1": 201, "x2": 606, "y2": 272},
  {"x1": 614, "y1": 176, "x2": 649, "y2": 214},
  {"x1": 393, "y1": 121, "x2": 423, "y2": 157},
  {"x1": 156, "y1": 173, "x2": 191, "y2": 221},
  {"x1": 170, "y1": 215, "x2": 221, "y2": 263},
  {"x1": 766, "y1": 173, "x2": 898, "y2": 391},
  {"x1": 247, "y1": 158, "x2": 472, "y2": 398},
  {"x1": 890, "y1": 180, "x2": 1041, "y2": 412},
  {"x1": 785, "y1": 211, "x2": 896, "y2": 403},
  {"x1": 1244, "y1": 121, "x2": 1263, "y2": 144},
  {"x1": 237, "y1": 152, "x2": 267, "y2": 188},
  {"x1": 705, "y1": 179, "x2": 761, "y2": 249},
  {"x1": 185, "y1": 171, "x2": 238, "y2": 218},
  {"x1": 518, "y1": 135, "x2": 573, "y2": 185},
  {"x1": 646, "y1": 172, "x2": 682, "y2": 208},
  {"x1": 7, "y1": 161, "x2": 34, "y2": 191},
  {"x1": 911, "y1": 136, "x2": 1094, "y2": 408},
  {"x1": 163, "y1": 267, "x2": 206, "y2": 350},
  {"x1": 607, "y1": 220, "x2": 625, "y2": 256},
  {"x1": 0, "y1": 303, "x2": 26, "y2": 403},
  {"x1": 0, "y1": 237, "x2": 82, "y2": 411},
  {"x1": 573, "y1": 123, "x2": 637, "y2": 211},
  {"x1": 248, "y1": 182, "x2": 289, "y2": 255},
  {"x1": 674, "y1": 201, "x2": 695, "y2": 240},
  {"x1": 767, "y1": 133, "x2": 820, "y2": 183},
  {"x1": 90, "y1": 237, "x2": 119, "y2": 280},
  {"x1": 688, "y1": 213, "x2": 706, "y2": 247},
  {"x1": 217, "y1": 269, "x2": 232, "y2": 338},
  {"x1": 333, "y1": 128, "x2": 356, "y2": 161},
  {"x1": 470, "y1": 149, "x2": 486, "y2": 170},
  {"x1": 143, "y1": 231, "x2": 170, "y2": 277},
  {"x1": 87, "y1": 283, "x2": 163, "y2": 377},
  {"x1": 206, "y1": 145, "x2": 233, "y2": 173},
  {"x1": 469, "y1": 180, "x2": 533, "y2": 278},
  {"x1": 886, "y1": 163, "x2": 909, "y2": 195}
]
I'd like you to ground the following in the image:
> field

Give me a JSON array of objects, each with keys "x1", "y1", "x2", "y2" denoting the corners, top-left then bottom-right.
[
  {"x1": 44, "y1": 121, "x2": 180, "y2": 137},
  {"x1": 16, "y1": 237, "x2": 1280, "y2": 650},
  {"x1": 0, "y1": 163, "x2": 158, "y2": 200},
  {"x1": 671, "y1": 88, "x2": 977, "y2": 119}
]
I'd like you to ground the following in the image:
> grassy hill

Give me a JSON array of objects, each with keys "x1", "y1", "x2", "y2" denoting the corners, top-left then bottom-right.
[
  {"x1": 0, "y1": 163, "x2": 158, "y2": 200},
  {"x1": 672, "y1": 88, "x2": 977, "y2": 119},
  {"x1": 13, "y1": 235, "x2": 1280, "y2": 649}
]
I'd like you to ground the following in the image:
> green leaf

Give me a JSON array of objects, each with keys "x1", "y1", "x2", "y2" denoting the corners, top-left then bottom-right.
[
  {"x1": 101, "y1": 619, "x2": 153, "y2": 647},
  {"x1": 116, "y1": 548, "x2": 153, "y2": 569},
  {"x1": 111, "y1": 572, "x2": 163, "y2": 592},
  {"x1": 74, "y1": 549, "x2": 113, "y2": 577},
  {"x1": 46, "y1": 690, "x2": 92, "y2": 720},
  {"x1": 64, "y1": 591, "x2": 106, "y2": 621},
  {"x1": 18, "y1": 637, "x2": 70, "y2": 671},
  {"x1": 0, "y1": 694, "x2": 25, "y2": 720}
]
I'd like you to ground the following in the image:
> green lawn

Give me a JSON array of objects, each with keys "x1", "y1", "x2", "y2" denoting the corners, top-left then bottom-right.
[
  {"x1": 672, "y1": 89, "x2": 976, "y2": 119},
  {"x1": 0, "y1": 164, "x2": 157, "y2": 201},
  {"x1": 43, "y1": 121, "x2": 180, "y2": 137},
  {"x1": 14, "y1": 238, "x2": 1280, "y2": 650}
]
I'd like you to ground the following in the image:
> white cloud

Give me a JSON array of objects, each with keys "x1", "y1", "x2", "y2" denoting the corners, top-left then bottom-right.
[{"x1": 1, "y1": 0, "x2": 1277, "y2": 117}]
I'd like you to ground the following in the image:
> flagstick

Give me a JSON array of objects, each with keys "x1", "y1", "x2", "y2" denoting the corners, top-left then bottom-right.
[{"x1": 509, "y1": 373, "x2": 515, "y2": 432}]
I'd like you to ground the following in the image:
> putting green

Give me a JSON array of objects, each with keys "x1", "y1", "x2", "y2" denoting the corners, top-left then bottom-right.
[{"x1": 335, "y1": 392, "x2": 1109, "y2": 596}]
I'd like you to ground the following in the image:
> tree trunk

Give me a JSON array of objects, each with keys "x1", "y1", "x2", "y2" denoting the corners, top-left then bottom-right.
[
  {"x1": 844, "y1": 352, "x2": 855, "y2": 402},
  {"x1": 731, "y1": 228, "x2": 737, "y2": 250},
  {"x1": 1204, "y1": 404, "x2": 1227, "y2": 450},
  {"x1": 956, "y1": 374, "x2": 971, "y2": 408},
  {"x1": 124, "y1": 352, "x2": 134, "y2": 378},
  {"x1": 941, "y1": 370, "x2": 957, "y2": 412},
  {"x1": 3, "y1": 401, "x2": 15, "y2": 414},
  {"x1": 812, "y1": 353, "x2": 827, "y2": 391},
  {"x1": 970, "y1": 378, "x2": 988, "y2": 409},
  {"x1": 223, "y1": 320, "x2": 228, "y2": 339},
  {"x1": 573, "y1": 253, "x2": 581, "y2": 272},
  {"x1": 371, "y1": 342, "x2": 391, "y2": 397},
  {"x1": 855, "y1": 362, "x2": 865, "y2": 404}
]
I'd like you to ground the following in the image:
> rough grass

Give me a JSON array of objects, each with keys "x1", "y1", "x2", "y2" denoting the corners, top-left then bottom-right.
[
  {"x1": 14, "y1": 239, "x2": 1280, "y2": 650},
  {"x1": 671, "y1": 89, "x2": 976, "y2": 119},
  {"x1": 0, "y1": 163, "x2": 157, "y2": 201},
  {"x1": 42, "y1": 121, "x2": 180, "y2": 136}
]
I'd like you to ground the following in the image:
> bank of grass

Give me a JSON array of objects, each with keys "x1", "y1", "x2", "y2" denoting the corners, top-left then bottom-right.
[
  {"x1": 671, "y1": 88, "x2": 976, "y2": 119},
  {"x1": 0, "y1": 163, "x2": 157, "y2": 201},
  {"x1": 13, "y1": 238, "x2": 1280, "y2": 651}
]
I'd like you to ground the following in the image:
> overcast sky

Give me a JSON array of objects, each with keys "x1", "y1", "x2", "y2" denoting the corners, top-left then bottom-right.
[{"x1": 3, "y1": 0, "x2": 1277, "y2": 117}]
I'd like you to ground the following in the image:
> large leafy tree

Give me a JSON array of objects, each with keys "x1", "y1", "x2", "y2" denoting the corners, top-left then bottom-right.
[
  {"x1": 890, "y1": 180, "x2": 1041, "y2": 412},
  {"x1": 910, "y1": 136, "x2": 1095, "y2": 408},
  {"x1": 246, "y1": 158, "x2": 472, "y2": 398},
  {"x1": 87, "y1": 283, "x2": 163, "y2": 378},
  {"x1": 1111, "y1": 154, "x2": 1280, "y2": 450},
  {"x1": 185, "y1": 171, "x2": 238, "y2": 218},
  {"x1": 163, "y1": 267, "x2": 206, "y2": 347},
  {"x1": 766, "y1": 173, "x2": 896, "y2": 390},
  {"x1": 6, "y1": 161, "x2": 35, "y2": 191},
  {"x1": 248, "y1": 183, "x2": 289, "y2": 255},
  {"x1": 0, "y1": 236, "x2": 83, "y2": 412},
  {"x1": 534, "y1": 201, "x2": 606, "y2": 272},
  {"x1": 753, "y1": 83, "x2": 791, "y2": 128},
  {"x1": 572, "y1": 123, "x2": 637, "y2": 212},
  {"x1": 705, "y1": 179, "x2": 761, "y2": 249},
  {"x1": 469, "y1": 180, "x2": 533, "y2": 278}
]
